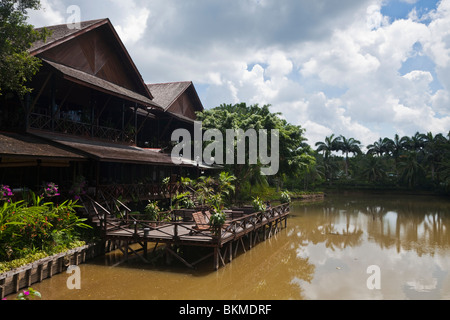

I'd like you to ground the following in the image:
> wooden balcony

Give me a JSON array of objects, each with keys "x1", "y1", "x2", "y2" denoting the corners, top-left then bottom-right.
[
  {"x1": 28, "y1": 112, "x2": 135, "y2": 144},
  {"x1": 97, "y1": 183, "x2": 181, "y2": 201}
]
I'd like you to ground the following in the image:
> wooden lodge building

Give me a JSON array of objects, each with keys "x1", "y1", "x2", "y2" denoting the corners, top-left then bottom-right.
[
  {"x1": 0, "y1": 19, "x2": 292, "y2": 278},
  {"x1": 0, "y1": 18, "x2": 209, "y2": 201}
]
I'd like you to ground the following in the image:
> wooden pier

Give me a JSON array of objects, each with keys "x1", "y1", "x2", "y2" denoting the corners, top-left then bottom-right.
[{"x1": 81, "y1": 195, "x2": 290, "y2": 270}]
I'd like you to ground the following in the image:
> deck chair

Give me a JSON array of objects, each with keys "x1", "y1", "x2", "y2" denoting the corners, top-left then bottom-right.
[{"x1": 192, "y1": 211, "x2": 211, "y2": 232}]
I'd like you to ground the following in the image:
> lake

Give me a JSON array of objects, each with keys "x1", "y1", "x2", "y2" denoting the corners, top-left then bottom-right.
[{"x1": 13, "y1": 192, "x2": 450, "y2": 300}]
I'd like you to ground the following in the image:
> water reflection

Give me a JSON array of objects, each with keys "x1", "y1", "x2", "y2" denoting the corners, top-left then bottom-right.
[
  {"x1": 289, "y1": 193, "x2": 450, "y2": 299},
  {"x1": 12, "y1": 193, "x2": 450, "y2": 300}
]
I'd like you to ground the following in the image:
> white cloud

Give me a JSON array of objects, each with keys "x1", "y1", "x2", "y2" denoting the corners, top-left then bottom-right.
[
  {"x1": 27, "y1": 0, "x2": 65, "y2": 26},
  {"x1": 25, "y1": 0, "x2": 450, "y2": 147},
  {"x1": 114, "y1": 8, "x2": 150, "y2": 45}
]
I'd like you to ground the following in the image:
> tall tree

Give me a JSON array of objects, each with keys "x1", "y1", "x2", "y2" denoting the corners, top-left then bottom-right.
[
  {"x1": 0, "y1": 0, "x2": 49, "y2": 97},
  {"x1": 315, "y1": 134, "x2": 340, "y2": 160},
  {"x1": 398, "y1": 151, "x2": 425, "y2": 188},
  {"x1": 315, "y1": 134, "x2": 341, "y2": 182},
  {"x1": 367, "y1": 137, "x2": 392, "y2": 157},
  {"x1": 337, "y1": 135, "x2": 362, "y2": 177},
  {"x1": 422, "y1": 132, "x2": 446, "y2": 182},
  {"x1": 196, "y1": 103, "x2": 315, "y2": 199}
]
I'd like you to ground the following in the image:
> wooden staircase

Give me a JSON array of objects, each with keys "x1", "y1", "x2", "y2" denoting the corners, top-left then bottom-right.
[{"x1": 78, "y1": 191, "x2": 132, "y2": 234}]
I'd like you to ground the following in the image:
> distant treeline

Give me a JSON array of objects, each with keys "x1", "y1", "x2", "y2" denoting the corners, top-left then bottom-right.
[{"x1": 293, "y1": 132, "x2": 450, "y2": 193}]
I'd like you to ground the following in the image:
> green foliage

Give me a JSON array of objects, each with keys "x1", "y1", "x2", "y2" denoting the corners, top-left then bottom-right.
[
  {"x1": 314, "y1": 131, "x2": 450, "y2": 193},
  {"x1": 209, "y1": 205, "x2": 226, "y2": 228},
  {"x1": 16, "y1": 287, "x2": 41, "y2": 300},
  {"x1": 252, "y1": 196, "x2": 266, "y2": 213},
  {"x1": 196, "y1": 103, "x2": 316, "y2": 199},
  {"x1": 0, "y1": 192, "x2": 90, "y2": 263},
  {"x1": 171, "y1": 192, "x2": 195, "y2": 210},
  {"x1": 144, "y1": 201, "x2": 160, "y2": 221},
  {"x1": 0, "y1": 0, "x2": 50, "y2": 97},
  {"x1": 280, "y1": 191, "x2": 291, "y2": 204}
]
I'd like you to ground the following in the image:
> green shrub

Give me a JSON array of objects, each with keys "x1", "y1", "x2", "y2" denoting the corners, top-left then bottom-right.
[
  {"x1": 252, "y1": 197, "x2": 266, "y2": 213},
  {"x1": 280, "y1": 191, "x2": 291, "y2": 203},
  {"x1": 0, "y1": 193, "x2": 90, "y2": 263}
]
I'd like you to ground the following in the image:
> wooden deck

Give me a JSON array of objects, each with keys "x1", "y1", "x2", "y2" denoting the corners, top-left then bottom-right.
[{"x1": 80, "y1": 195, "x2": 290, "y2": 270}]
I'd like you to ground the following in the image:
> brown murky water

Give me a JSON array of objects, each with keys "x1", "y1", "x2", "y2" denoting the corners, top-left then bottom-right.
[{"x1": 11, "y1": 193, "x2": 450, "y2": 300}]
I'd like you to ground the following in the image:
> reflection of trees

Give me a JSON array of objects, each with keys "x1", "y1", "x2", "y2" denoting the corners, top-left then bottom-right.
[
  {"x1": 290, "y1": 203, "x2": 364, "y2": 251},
  {"x1": 292, "y1": 195, "x2": 450, "y2": 257},
  {"x1": 212, "y1": 231, "x2": 315, "y2": 300}
]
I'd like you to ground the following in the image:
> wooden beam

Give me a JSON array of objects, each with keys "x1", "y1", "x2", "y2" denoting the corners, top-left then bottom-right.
[
  {"x1": 165, "y1": 246, "x2": 194, "y2": 269},
  {"x1": 95, "y1": 96, "x2": 112, "y2": 124},
  {"x1": 159, "y1": 117, "x2": 173, "y2": 140},
  {"x1": 29, "y1": 72, "x2": 52, "y2": 115},
  {"x1": 136, "y1": 110, "x2": 151, "y2": 135},
  {"x1": 55, "y1": 83, "x2": 74, "y2": 119}
]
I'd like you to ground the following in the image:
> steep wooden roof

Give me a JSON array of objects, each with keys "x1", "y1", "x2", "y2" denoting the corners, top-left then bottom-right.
[
  {"x1": 147, "y1": 81, "x2": 204, "y2": 119},
  {"x1": 43, "y1": 59, "x2": 158, "y2": 108},
  {"x1": 30, "y1": 18, "x2": 156, "y2": 105}
]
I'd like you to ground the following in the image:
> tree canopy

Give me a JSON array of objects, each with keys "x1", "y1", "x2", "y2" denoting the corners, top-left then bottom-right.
[
  {"x1": 0, "y1": 0, "x2": 49, "y2": 97},
  {"x1": 314, "y1": 131, "x2": 450, "y2": 193},
  {"x1": 196, "y1": 103, "x2": 316, "y2": 197}
]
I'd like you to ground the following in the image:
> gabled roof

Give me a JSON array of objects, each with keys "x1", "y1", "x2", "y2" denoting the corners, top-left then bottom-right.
[
  {"x1": 43, "y1": 59, "x2": 159, "y2": 108},
  {"x1": 30, "y1": 18, "x2": 155, "y2": 103},
  {"x1": 30, "y1": 19, "x2": 107, "y2": 54},
  {"x1": 147, "y1": 81, "x2": 204, "y2": 112}
]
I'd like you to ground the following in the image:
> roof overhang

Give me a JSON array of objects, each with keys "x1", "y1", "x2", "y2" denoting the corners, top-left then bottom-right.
[
  {"x1": 0, "y1": 132, "x2": 87, "y2": 167},
  {"x1": 43, "y1": 59, "x2": 162, "y2": 109}
]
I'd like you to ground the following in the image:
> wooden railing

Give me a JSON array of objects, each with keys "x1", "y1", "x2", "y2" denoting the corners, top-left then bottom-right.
[
  {"x1": 100, "y1": 203, "x2": 291, "y2": 245},
  {"x1": 28, "y1": 113, "x2": 133, "y2": 143},
  {"x1": 97, "y1": 183, "x2": 181, "y2": 201}
]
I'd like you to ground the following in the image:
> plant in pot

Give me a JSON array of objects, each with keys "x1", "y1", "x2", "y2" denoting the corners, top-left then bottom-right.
[
  {"x1": 280, "y1": 191, "x2": 291, "y2": 204},
  {"x1": 209, "y1": 205, "x2": 226, "y2": 237},
  {"x1": 252, "y1": 196, "x2": 266, "y2": 213},
  {"x1": 145, "y1": 201, "x2": 160, "y2": 227}
]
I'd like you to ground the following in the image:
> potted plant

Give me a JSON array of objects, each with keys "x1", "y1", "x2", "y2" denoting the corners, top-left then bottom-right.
[
  {"x1": 209, "y1": 205, "x2": 226, "y2": 237},
  {"x1": 280, "y1": 191, "x2": 291, "y2": 204},
  {"x1": 252, "y1": 196, "x2": 266, "y2": 213},
  {"x1": 144, "y1": 201, "x2": 160, "y2": 227}
]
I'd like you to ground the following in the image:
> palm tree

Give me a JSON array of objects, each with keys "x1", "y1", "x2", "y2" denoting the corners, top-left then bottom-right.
[
  {"x1": 362, "y1": 155, "x2": 387, "y2": 183},
  {"x1": 315, "y1": 134, "x2": 341, "y2": 183},
  {"x1": 367, "y1": 138, "x2": 390, "y2": 157},
  {"x1": 337, "y1": 135, "x2": 362, "y2": 177},
  {"x1": 404, "y1": 132, "x2": 426, "y2": 151},
  {"x1": 216, "y1": 171, "x2": 236, "y2": 201},
  {"x1": 398, "y1": 151, "x2": 425, "y2": 188},
  {"x1": 315, "y1": 134, "x2": 340, "y2": 160},
  {"x1": 422, "y1": 132, "x2": 446, "y2": 182}
]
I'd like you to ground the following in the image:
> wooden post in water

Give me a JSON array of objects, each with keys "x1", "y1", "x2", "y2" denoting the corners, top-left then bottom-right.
[{"x1": 213, "y1": 247, "x2": 219, "y2": 271}]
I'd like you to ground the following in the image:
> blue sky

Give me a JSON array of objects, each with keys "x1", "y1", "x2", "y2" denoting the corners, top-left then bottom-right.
[
  {"x1": 28, "y1": 0, "x2": 450, "y2": 147},
  {"x1": 381, "y1": 0, "x2": 439, "y2": 20}
]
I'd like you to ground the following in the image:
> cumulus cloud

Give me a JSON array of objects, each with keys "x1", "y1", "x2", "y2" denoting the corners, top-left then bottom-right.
[
  {"x1": 27, "y1": 0, "x2": 65, "y2": 26},
  {"x1": 26, "y1": 0, "x2": 450, "y2": 147}
]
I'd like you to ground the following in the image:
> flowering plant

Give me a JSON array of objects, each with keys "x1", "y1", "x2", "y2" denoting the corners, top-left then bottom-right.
[
  {"x1": 0, "y1": 185, "x2": 14, "y2": 202},
  {"x1": 42, "y1": 182, "x2": 60, "y2": 198},
  {"x1": 16, "y1": 287, "x2": 41, "y2": 300}
]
